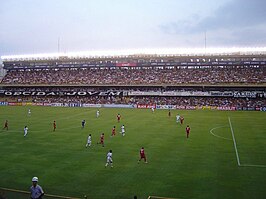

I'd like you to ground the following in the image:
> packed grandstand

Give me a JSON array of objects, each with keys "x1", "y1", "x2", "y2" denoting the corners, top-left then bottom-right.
[{"x1": 0, "y1": 49, "x2": 265, "y2": 111}]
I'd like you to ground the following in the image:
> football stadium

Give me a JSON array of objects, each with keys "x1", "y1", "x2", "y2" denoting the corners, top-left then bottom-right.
[
  {"x1": 1, "y1": 0, "x2": 266, "y2": 199},
  {"x1": 0, "y1": 48, "x2": 265, "y2": 199}
]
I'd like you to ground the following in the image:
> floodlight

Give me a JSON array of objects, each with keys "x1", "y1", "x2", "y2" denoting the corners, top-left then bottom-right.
[{"x1": 1, "y1": 47, "x2": 266, "y2": 61}]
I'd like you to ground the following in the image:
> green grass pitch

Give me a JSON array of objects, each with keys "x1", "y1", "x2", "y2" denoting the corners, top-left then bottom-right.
[{"x1": 0, "y1": 106, "x2": 265, "y2": 199}]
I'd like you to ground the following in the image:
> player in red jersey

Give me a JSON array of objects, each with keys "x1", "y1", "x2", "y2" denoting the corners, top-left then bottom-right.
[
  {"x1": 97, "y1": 133, "x2": 105, "y2": 147},
  {"x1": 186, "y1": 125, "x2": 191, "y2": 138},
  {"x1": 111, "y1": 126, "x2": 116, "y2": 137},
  {"x1": 138, "y1": 147, "x2": 147, "y2": 163},
  {"x1": 117, "y1": 114, "x2": 121, "y2": 123},
  {"x1": 180, "y1": 116, "x2": 184, "y2": 125},
  {"x1": 3, "y1": 120, "x2": 8, "y2": 130},
  {"x1": 53, "y1": 121, "x2": 56, "y2": 131}
]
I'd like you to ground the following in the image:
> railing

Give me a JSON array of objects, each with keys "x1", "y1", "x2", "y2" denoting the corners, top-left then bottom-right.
[{"x1": 0, "y1": 187, "x2": 81, "y2": 199}]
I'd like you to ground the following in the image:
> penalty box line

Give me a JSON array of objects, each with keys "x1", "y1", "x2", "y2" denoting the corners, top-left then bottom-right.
[
  {"x1": 228, "y1": 117, "x2": 266, "y2": 168},
  {"x1": 228, "y1": 117, "x2": 241, "y2": 166}
]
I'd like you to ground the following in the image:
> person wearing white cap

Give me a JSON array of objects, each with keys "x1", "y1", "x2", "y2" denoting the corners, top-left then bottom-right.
[{"x1": 30, "y1": 177, "x2": 44, "y2": 199}]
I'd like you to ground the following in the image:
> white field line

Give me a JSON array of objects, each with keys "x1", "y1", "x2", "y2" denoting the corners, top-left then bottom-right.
[
  {"x1": 240, "y1": 164, "x2": 266, "y2": 168},
  {"x1": 228, "y1": 117, "x2": 241, "y2": 166},
  {"x1": 228, "y1": 117, "x2": 266, "y2": 168},
  {"x1": 209, "y1": 126, "x2": 232, "y2": 141}
]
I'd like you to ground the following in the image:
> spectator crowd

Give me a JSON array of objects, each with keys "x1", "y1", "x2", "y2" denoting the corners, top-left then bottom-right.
[
  {"x1": 1, "y1": 67, "x2": 265, "y2": 85},
  {"x1": 1, "y1": 66, "x2": 265, "y2": 108},
  {"x1": 2, "y1": 95, "x2": 265, "y2": 109}
]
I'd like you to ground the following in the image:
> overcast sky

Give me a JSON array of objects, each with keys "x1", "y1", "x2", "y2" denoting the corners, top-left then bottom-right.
[{"x1": 0, "y1": 0, "x2": 266, "y2": 56}]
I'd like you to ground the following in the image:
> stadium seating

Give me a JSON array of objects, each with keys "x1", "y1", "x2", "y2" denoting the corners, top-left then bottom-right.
[
  {"x1": 1, "y1": 67, "x2": 265, "y2": 85},
  {"x1": 1, "y1": 62, "x2": 265, "y2": 109}
]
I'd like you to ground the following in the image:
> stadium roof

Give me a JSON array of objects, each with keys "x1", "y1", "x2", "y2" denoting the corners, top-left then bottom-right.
[{"x1": 1, "y1": 47, "x2": 266, "y2": 61}]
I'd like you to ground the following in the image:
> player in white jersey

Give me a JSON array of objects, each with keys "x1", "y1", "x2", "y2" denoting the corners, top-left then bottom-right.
[
  {"x1": 24, "y1": 126, "x2": 28, "y2": 137},
  {"x1": 121, "y1": 125, "x2": 125, "y2": 136},
  {"x1": 28, "y1": 108, "x2": 31, "y2": 116},
  {"x1": 105, "y1": 150, "x2": 113, "y2": 168},
  {"x1": 96, "y1": 110, "x2": 100, "y2": 118},
  {"x1": 176, "y1": 114, "x2": 180, "y2": 124},
  {"x1": 86, "y1": 134, "x2": 92, "y2": 148},
  {"x1": 151, "y1": 107, "x2": 155, "y2": 113}
]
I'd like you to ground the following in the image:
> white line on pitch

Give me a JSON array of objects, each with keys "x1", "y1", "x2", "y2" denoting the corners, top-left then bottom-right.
[
  {"x1": 228, "y1": 117, "x2": 241, "y2": 166},
  {"x1": 209, "y1": 126, "x2": 232, "y2": 141},
  {"x1": 240, "y1": 164, "x2": 266, "y2": 168}
]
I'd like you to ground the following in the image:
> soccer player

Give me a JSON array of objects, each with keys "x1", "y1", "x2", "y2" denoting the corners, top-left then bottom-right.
[
  {"x1": 86, "y1": 134, "x2": 92, "y2": 148},
  {"x1": 138, "y1": 147, "x2": 147, "y2": 163},
  {"x1": 186, "y1": 125, "x2": 191, "y2": 138},
  {"x1": 151, "y1": 107, "x2": 155, "y2": 113},
  {"x1": 121, "y1": 125, "x2": 125, "y2": 136},
  {"x1": 111, "y1": 126, "x2": 116, "y2": 137},
  {"x1": 81, "y1": 120, "x2": 86, "y2": 128},
  {"x1": 53, "y1": 121, "x2": 56, "y2": 131},
  {"x1": 117, "y1": 113, "x2": 121, "y2": 123},
  {"x1": 96, "y1": 110, "x2": 100, "y2": 118},
  {"x1": 3, "y1": 120, "x2": 8, "y2": 130},
  {"x1": 24, "y1": 126, "x2": 28, "y2": 137},
  {"x1": 168, "y1": 109, "x2": 171, "y2": 117},
  {"x1": 28, "y1": 108, "x2": 31, "y2": 116},
  {"x1": 97, "y1": 133, "x2": 104, "y2": 147},
  {"x1": 176, "y1": 114, "x2": 180, "y2": 124},
  {"x1": 180, "y1": 116, "x2": 184, "y2": 125},
  {"x1": 105, "y1": 150, "x2": 113, "y2": 168}
]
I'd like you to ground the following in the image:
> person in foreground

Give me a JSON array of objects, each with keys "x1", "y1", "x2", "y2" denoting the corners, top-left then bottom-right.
[{"x1": 30, "y1": 176, "x2": 44, "y2": 199}]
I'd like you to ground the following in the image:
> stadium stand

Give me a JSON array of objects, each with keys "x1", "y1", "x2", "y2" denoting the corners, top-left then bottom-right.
[
  {"x1": 1, "y1": 67, "x2": 265, "y2": 85},
  {"x1": 0, "y1": 52, "x2": 265, "y2": 110}
]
